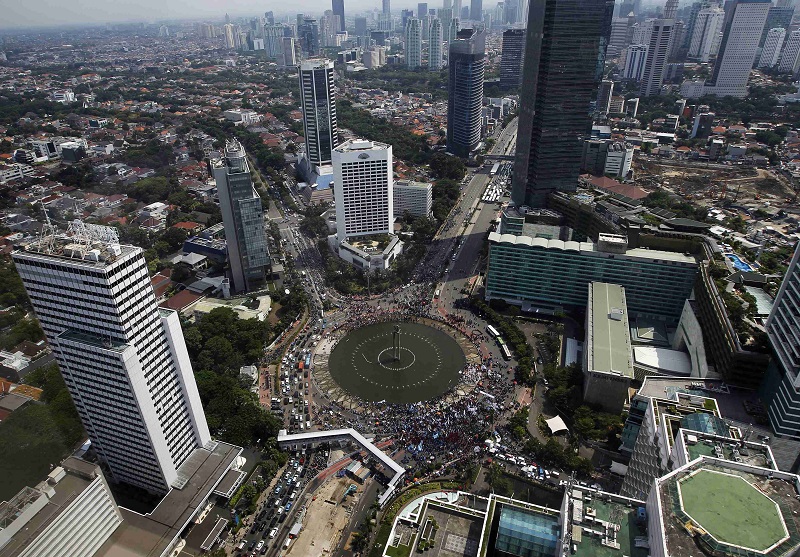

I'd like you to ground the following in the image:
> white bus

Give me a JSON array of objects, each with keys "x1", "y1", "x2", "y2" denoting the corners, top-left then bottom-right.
[{"x1": 486, "y1": 325, "x2": 500, "y2": 339}]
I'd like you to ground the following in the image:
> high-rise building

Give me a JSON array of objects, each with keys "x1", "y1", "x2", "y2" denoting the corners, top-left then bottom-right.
[
  {"x1": 758, "y1": 28, "x2": 786, "y2": 68},
  {"x1": 639, "y1": 19, "x2": 674, "y2": 96},
  {"x1": 682, "y1": 1, "x2": 702, "y2": 49},
  {"x1": 453, "y1": 0, "x2": 464, "y2": 19},
  {"x1": 447, "y1": 28, "x2": 486, "y2": 157},
  {"x1": 422, "y1": 14, "x2": 432, "y2": 40},
  {"x1": 212, "y1": 141, "x2": 270, "y2": 293},
  {"x1": 223, "y1": 23, "x2": 236, "y2": 49},
  {"x1": 429, "y1": 18, "x2": 444, "y2": 69},
  {"x1": 760, "y1": 6, "x2": 794, "y2": 46},
  {"x1": 405, "y1": 18, "x2": 423, "y2": 68},
  {"x1": 333, "y1": 139, "x2": 393, "y2": 243},
  {"x1": 703, "y1": 0, "x2": 770, "y2": 97},
  {"x1": 663, "y1": 0, "x2": 678, "y2": 19},
  {"x1": 762, "y1": 245, "x2": 800, "y2": 439},
  {"x1": 448, "y1": 17, "x2": 460, "y2": 49},
  {"x1": 609, "y1": 17, "x2": 633, "y2": 53},
  {"x1": 596, "y1": 79, "x2": 614, "y2": 113},
  {"x1": 440, "y1": 7, "x2": 454, "y2": 42},
  {"x1": 393, "y1": 180, "x2": 433, "y2": 217},
  {"x1": 500, "y1": 28, "x2": 525, "y2": 89},
  {"x1": 265, "y1": 24, "x2": 285, "y2": 58},
  {"x1": 383, "y1": 0, "x2": 391, "y2": 14},
  {"x1": 511, "y1": 0, "x2": 612, "y2": 208},
  {"x1": 623, "y1": 44, "x2": 648, "y2": 81},
  {"x1": 471, "y1": 0, "x2": 483, "y2": 19},
  {"x1": 298, "y1": 17, "x2": 320, "y2": 56},
  {"x1": 778, "y1": 29, "x2": 800, "y2": 74},
  {"x1": 332, "y1": 0, "x2": 346, "y2": 32},
  {"x1": 13, "y1": 222, "x2": 212, "y2": 494},
  {"x1": 281, "y1": 37, "x2": 298, "y2": 66},
  {"x1": 402, "y1": 8, "x2": 414, "y2": 29},
  {"x1": 355, "y1": 16, "x2": 368, "y2": 36},
  {"x1": 688, "y1": 6, "x2": 724, "y2": 62},
  {"x1": 419, "y1": 2, "x2": 429, "y2": 17},
  {"x1": 265, "y1": 10, "x2": 275, "y2": 24},
  {"x1": 321, "y1": 11, "x2": 341, "y2": 47},
  {"x1": 299, "y1": 59, "x2": 338, "y2": 170}
]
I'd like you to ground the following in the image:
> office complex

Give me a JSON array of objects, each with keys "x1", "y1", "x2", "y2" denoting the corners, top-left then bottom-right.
[
  {"x1": 298, "y1": 17, "x2": 320, "y2": 56},
  {"x1": 418, "y1": 2, "x2": 428, "y2": 16},
  {"x1": 264, "y1": 24, "x2": 284, "y2": 59},
  {"x1": 12, "y1": 222, "x2": 212, "y2": 493},
  {"x1": 688, "y1": 6, "x2": 724, "y2": 62},
  {"x1": 703, "y1": 0, "x2": 770, "y2": 98},
  {"x1": 447, "y1": 28, "x2": 485, "y2": 157},
  {"x1": 383, "y1": 0, "x2": 391, "y2": 14},
  {"x1": 405, "y1": 18, "x2": 423, "y2": 68},
  {"x1": 639, "y1": 19, "x2": 674, "y2": 96},
  {"x1": 332, "y1": 0, "x2": 346, "y2": 32},
  {"x1": 0, "y1": 458, "x2": 123, "y2": 557},
  {"x1": 761, "y1": 5, "x2": 794, "y2": 46},
  {"x1": 778, "y1": 29, "x2": 800, "y2": 74},
  {"x1": 393, "y1": 180, "x2": 433, "y2": 217},
  {"x1": 500, "y1": 29, "x2": 525, "y2": 89},
  {"x1": 597, "y1": 79, "x2": 614, "y2": 113},
  {"x1": 762, "y1": 245, "x2": 800, "y2": 439},
  {"x1": 212, "y1": 141, "x2": 270, "y2": 294},
  {"x1": 511, "y1": 0, "x2": 612, "y2": 208},
  {"x1": 759, "y1": 28, "x2": 786, "y2": 68},
  {"x1": 485, "y1": 232, "x2": 697, "y2": 321},
  {"x1": 299, "y1": 59, "x2": 338, "y2": 171},
  {"x1": 354, "y1": 16, "x2": 368, "y2": 36},
  {"x1": 623, "y1": 44, "x2": 648, "y2": 81},
  {"x1": 333, "y1": 139, "x2": 393, "y2": 243},
  {"x1": 429, "y1": 18, "x2": 443, "y2": 69}
]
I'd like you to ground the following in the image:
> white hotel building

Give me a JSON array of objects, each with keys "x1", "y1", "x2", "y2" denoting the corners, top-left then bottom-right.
[{"x1": 12, "y1": 222, "x2": 211, "y2": 494}]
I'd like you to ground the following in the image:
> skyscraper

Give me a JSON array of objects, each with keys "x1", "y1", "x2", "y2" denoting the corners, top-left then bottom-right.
[
  {"x1": 761, "y1": 245, "x2": 800, "y2": 439},
  {"x1": 779, "y1": 29, "x2": 800, "y2": 74},
  {"x1": 688, "y1": 6, "x2": 724, "y2": 62},
  {"x1": 332, "y1": 0, "x2": 346, "y2": 32},
  {"x1": 355, "y1": 16, "x2": 368, "y2": 37},
  {"x1": 281, "y1": 37, "x2": 298, "y2": 66},
  {"x1": 500, "y1": 28, "x2": 525, "y2": 89},
  {"x1": 471, "y1": 0, "x2": 483, "y2": 19},
  {"x1": 760, "y1": 6, "x2": 794, "y2": 46},
  {"x1": 447, "y1": 28, "x2": 485, "y2": 158},
  {"x1": 511, "y1": 0, "x2": 612, "y2": 208},
  {"x1": 622, "y1": 44, "x2": 648, "y2": 81},
  {"x1": 223, "y1": 23, "x2": 236, "y2": 49},
  {"x1": 703, "y1": 0, "x2": 770, "y2": 97},
  {"x1": 418, "y1": 2, "x2": 429, "y2": 16},
  {"x1": 299, "y1": 59, "x2": 338, "y2": 169},
  {"x1": 298, "y1": 17, "x2": 320, "y2": 56},
  {"x1": 212, "y1": 141, "x2": 270, "y2": 294},
  {"x1": 440, "y1": 7, "x2": 454, "y2": 43},
  {"x1": 383, "y1": 0, "x2": 392, "y2": 15},
  {"x1": 265, "y1": 24, "x2": 285, "y2": 58},
  {"x1": 758, "y1": 28, "x2": 786, "y2": 68},
  {"x1": 265, "y1": 10, "x2": 275, "y2": 25},
  {"x1": 639, "y1": 18, "x2": 674, "y2": 96},
  {"x1": 405, "y1": 18, "x2": 423, "y2": 68},
  {"x1": 333, "y1": 139, "x2": 393, "y2": 243},
  {"x1": 597, "y1": 79, "x2": 614, "y2": 113},
  {"x1": 13, "y1": 222, "x2": 212, "y2": 494},
  {"x1": 429, "y1": 18, "x2": 444, "y2": 69}
]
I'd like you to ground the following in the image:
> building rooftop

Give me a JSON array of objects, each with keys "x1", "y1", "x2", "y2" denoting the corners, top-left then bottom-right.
[
  {"x1": 334, "y1": 138, "x2": 390, "y2": 153},
  {"x1": 487, "y1": 233, "x2": 696, "y2": 264},
  {"x1": 94, "y1": 441, "x2": 240, "y2": 557},
  {"x1": 657, "y1": 460, "x2": 800, "y2": 557},
  {"x1": 587, "y1": 282, "x2": 633, "y2": 378},
  {"x1": 568, "y1": 489, "x2": 649, "y2": 557}
]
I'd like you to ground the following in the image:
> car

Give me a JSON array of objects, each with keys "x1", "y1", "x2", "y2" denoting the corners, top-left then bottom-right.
[
  {"x1": 269, "y1": 528, "x2": 278, "y2": 539},
  {"x1": 255, "y1": 541, "x2": 265, "y2": 551},
  {"x1": 285, "y1": 502, "x2": 292, "y2": 511}
]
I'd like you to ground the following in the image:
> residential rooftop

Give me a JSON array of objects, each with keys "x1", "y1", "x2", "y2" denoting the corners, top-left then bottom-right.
[{"x1": 587, "y1": 282, "x2": 633, "y2": 378}]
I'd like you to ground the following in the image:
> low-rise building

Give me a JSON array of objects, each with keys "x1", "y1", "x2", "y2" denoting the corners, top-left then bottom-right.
[{"x1": 393, "y1": 180, "x2": 432, "y2": 218}]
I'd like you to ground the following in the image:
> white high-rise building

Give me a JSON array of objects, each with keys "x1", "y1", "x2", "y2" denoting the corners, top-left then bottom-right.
[
  {"x1": 639, "y1": 18, "x2": 674, "y2": 96},
  {"x1": 281, "y1": 37, "x2": 298, "y2": 66},
  {"x1": 299, "y1": 59, "x2": 338, "y2": 169},
  {"x1": 688, "y1": 6, "x2": 724, "y2": 62},
  {"x1": 333, "y1": 139, "x2": 393, "y2": 243},
  {"x1": 429, "y1": 17, "x2": 443, "y2": 69},
  {"x1": 631, "y1": 19, "x2": 654, "y2": 46},
  {"x1": 405, "y1": 18, "x2": 423, "y2": 68},
  {"x1": 778, "y1": 29, "x2": 800, "y2": 74},
  {"x1": 13, "y1": 222, "x2": 212, "y2": 494},
  {"x1": 623, "y1": 44, "x2": 648, "y2": 81},
  {"x1": 759, "y1": 28, "x2": 786, "y2": 68},
  {"x1": 703, "y1": 0, "x2": 771, "y2": 97},
  {"x1": 223, "y1": 23, "x2": 236, "y2": 48}
]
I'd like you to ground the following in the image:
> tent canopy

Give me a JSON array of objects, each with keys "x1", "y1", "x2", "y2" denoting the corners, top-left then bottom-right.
[
  {"x1": 610, "y1": 461, "x2": 629, "y2": 476},
  {"x1": 545, "y1": 415, "x2": 569, "y2": 435}
]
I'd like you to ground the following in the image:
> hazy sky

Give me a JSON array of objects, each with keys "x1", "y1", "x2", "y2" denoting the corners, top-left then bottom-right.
[{"x1": 0, "y1": 0, "x2": 390, "y2": 30}]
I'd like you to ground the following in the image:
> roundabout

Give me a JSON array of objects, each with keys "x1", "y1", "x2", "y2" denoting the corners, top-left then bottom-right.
[{"x1": 327, "y1": 321, "x2": 467, "y2": 404}]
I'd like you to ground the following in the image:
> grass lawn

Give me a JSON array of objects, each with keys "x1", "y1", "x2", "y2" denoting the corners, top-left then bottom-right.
[
  {"x1": 679, "y1": 470, "x2": 787, "y2": 551},
  {"x1": 385, "y1": 544, "x2": 412, "y2": 557}
]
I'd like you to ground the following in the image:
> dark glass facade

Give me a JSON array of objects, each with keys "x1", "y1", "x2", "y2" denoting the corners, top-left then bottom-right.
[
  {"x1": 447, "y1": 29, "x2": 486, "y2": 158},
  {"x1": 332, "y1": 0, "x2": 346, "y2": 32},
  {"x1": 511, "y1": 0, "x2": 613, "y2": 208}
]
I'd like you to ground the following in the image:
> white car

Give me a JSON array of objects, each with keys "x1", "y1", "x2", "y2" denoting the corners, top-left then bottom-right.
[
  {"x1": 269, "y1": 528, "x2": 278, "y2": 539},
  {"x1": 256, "y1": 541, "x2": 265, "y2": 551}
]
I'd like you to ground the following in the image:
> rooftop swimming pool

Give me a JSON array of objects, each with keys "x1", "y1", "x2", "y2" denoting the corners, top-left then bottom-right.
[{"x1": 727, "y1": 253, "x2": 754, "y2": 272}]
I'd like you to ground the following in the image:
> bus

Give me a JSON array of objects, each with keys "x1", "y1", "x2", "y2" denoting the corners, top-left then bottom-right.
[
  {"x1": 490, "y1": 163, "x2": 500, "y2": 177},
  {"x1": 486, "y1": 325, "x2": 500, "y2": 339},
  {"x1": 500, "y1": 343, "x2": 512, "y2": 361}
]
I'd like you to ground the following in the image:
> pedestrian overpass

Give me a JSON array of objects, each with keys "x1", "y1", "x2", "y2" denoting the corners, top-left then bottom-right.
[{"x1": 277, "y1": 428, "x2": 406, "y2": 507}]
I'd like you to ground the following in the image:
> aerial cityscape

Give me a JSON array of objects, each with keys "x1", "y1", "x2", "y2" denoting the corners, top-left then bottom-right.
[{"x1": 1, "y1": 0, "x2": 800, "y2": 555}]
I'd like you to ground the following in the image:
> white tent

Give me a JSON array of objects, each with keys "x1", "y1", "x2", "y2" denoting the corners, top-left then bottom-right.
[
  {"x1": 610, "y1": 461, "x2": 629, "y2": 476},
  {"x1": 545, "y1": 415, "x2": 569, "y2": 435}
]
